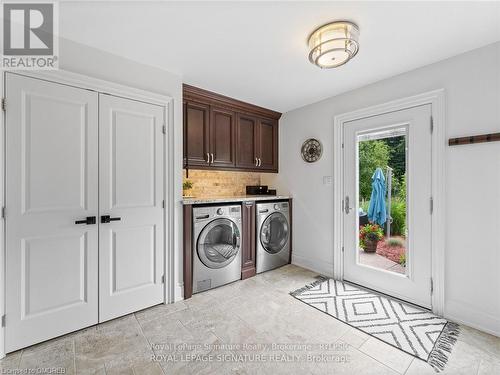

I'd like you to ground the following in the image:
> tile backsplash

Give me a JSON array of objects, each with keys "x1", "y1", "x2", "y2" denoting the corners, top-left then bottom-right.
[{"x1": 183, "y1": 170, "x2": 261, "y2": 197}]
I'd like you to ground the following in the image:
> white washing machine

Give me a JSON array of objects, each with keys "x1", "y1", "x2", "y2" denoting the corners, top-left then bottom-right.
[
  {"x1": 256, "y1": 201, "x2": 290, "y2": 273},
  {"x1": 192, "y1": 204, "x2": 242, "y2": 294}
]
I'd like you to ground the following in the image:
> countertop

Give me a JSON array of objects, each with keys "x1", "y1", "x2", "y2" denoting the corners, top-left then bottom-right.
[{"x1": 182, "y1": 195, "x2": 291, "y2": 205}]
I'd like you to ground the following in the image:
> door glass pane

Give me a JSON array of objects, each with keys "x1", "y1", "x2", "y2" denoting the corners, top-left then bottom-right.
[
  {"x1": 357, "y1": 127, "x2": 408, "y2": 275},
  {"x1": 261, "y1": 212, "x2": 289, "y2": 254},
  {"x1": 198, "y1": 219, "x2": 240, "y2": 268}
]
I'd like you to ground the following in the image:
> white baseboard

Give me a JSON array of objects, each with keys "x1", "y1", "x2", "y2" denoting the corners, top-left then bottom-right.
[
  {"x1": 292, "y1": 253, "x2": 334, "y2": 278},
  {"x1": 174, "y1": 282, "x2": 184, "y2": 302},
  {"x1": 445, "y1": 300, "x2": 500, "y2": 337}
]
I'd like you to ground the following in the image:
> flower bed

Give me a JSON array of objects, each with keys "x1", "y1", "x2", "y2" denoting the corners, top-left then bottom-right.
[{"x1": 376, "y1": 238, "x2": 406, "y2": 265}]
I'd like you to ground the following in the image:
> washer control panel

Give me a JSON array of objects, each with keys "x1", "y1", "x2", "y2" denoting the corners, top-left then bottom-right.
[{"x1": 193, "y1": 205, "x2": 242, "y2": 223}]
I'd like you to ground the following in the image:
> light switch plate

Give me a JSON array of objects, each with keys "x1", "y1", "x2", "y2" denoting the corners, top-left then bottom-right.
[{"x1": 323, "y1": 176, "x2": 333, "y2": 185}]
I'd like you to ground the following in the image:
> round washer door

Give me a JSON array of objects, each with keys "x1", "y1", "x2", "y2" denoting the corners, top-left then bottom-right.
[
  {"x1": 260, "y1": 212, "x2": 289, "y2": 254},
  {"x1": 197, "y1": 218, "x2": 241, "y2": 269}
]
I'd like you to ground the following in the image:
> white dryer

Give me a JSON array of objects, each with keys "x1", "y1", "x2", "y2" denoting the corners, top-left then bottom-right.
[
  {"x1": 192, "y1": 205, "x2": 242, "y2": 293},
  {"x1": 256, "y1": 201, "x2": 290, "y2": 273}
]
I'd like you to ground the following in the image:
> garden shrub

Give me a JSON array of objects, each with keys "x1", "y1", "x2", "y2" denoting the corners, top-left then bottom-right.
[
  {"x1": 390, "y1": 199, "x2": 406, "y2": 236},
  {"x1": 358, "y1": 198, "x2": 406, "y2": 237},
  {"x1": 358, "y1": 140, "x2": 389, "y2": 200},
  {"x1": 386, "y1": 238, "x2": 404, "y2": 247},
  {"x1": 399, "y1": 253, "x2": 406, "y2": 267}
]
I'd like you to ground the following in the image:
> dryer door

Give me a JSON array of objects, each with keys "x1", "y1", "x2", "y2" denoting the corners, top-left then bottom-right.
[
  {"x1": 260, "y1": 212, "x2": 289, "y2": 254},
  {"x1": 197, "y1": 218, "x2": 241, "y2": 269}
]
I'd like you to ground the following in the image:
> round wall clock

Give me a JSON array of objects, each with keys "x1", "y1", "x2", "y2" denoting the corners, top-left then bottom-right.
[{"x1": 301, "y1": 138, "x2": 323, "y2": 163}]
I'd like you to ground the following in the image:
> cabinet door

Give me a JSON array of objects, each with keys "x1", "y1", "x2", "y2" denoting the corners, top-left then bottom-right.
[
  {"x1": 236, "y1": 114, "x2": 259, "y2": 169},
  {"x1": 184, "y1": 101, "x2": 210, "y2": 167},
  {"x1": 241, "y1": 202, "x2": 256, "y2": 279},
  {"x1": 258, "y1": 118, "x2": 278, "y2": 172},
  {"x1": 210, "y1": 107, "x2": 235, "y2": 168}
]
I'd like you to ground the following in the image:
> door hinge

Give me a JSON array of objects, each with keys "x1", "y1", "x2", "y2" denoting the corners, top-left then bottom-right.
[
  {"x1": 430, "y1": 197, "x2": 434, "y2": 214},
  {"x1": 162, "y1": 200, "x2": 165, "y2": 209},
  {"x1": 430, "y1": 278, "x2": 434, "y2": 294},
  {"x1": 342, "y1": 246, "x2": 344, "y2": 253},
  {"x1": 161, "y1": 275, "x2": 165, "y2": 284},
  {"x1": 1, "y1": 206, "x2": 5, "y2": 219},
  {"x1": 430, "y1": 116, "x2": 434, "y2": 133},
  {"x1": 1, "y1": 315, "x2": 5, "y2": 327},
  {"x1": 1, "y1": 98, "x2": 5, "y2": 112},
  {"x1": 162, "y1": 125, "x2": 166, "y2": 135},
  {"x1": 342, "y1": 142, "x2": 344, "y2": 149}
]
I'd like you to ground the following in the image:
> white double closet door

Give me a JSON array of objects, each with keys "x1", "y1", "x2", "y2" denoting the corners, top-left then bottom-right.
[{"x1": 5, "y1": 73, "x2": 165, "y2": 352}]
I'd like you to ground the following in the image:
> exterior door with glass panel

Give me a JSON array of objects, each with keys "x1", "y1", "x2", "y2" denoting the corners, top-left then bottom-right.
[
  {"x1": 197, "y1": 219, "x2": 241, "y2": 268},
  {"x1": 343, "y1": 105, "x2": 432, "y2": 308}
]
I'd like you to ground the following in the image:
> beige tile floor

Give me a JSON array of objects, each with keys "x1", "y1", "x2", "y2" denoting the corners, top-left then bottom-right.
[{"x1": 1, "y1": 265, "x2": 499, "y2": 374}]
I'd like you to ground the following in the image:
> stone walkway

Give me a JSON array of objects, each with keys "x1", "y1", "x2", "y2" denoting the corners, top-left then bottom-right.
[{"x1": 359, "y1": 250, "x2": 406, "y2": 274}]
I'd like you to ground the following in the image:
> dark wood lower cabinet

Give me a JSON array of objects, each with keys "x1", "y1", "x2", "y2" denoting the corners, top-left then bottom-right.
[
  {"x1": 241, "y1": 201, "x2": 256, "y2": 279},
  {"x1": 183, "y1": 204, "x2": 193, "y2": 299}
]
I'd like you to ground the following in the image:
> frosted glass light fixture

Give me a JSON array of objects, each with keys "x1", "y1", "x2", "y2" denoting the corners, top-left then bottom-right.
[{"x1": 308, "y1": 21, "x2": 360, "y2": 68}]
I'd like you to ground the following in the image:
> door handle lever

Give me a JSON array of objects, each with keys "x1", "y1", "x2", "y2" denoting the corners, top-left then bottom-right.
[
  {"x1": 344, "y1": 196, "x2": 353, "y2": 214},
  {"x1": 75, "y1": 216, "x2": 96, "y2": 225},
  {"x1": 101, "y1": 215, "x2": 121, "y2": 224}
]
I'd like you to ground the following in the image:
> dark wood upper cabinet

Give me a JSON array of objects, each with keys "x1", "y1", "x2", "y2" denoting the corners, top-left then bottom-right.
[
  {"x1": 257, "y1": 118, "x2": 278, "y2": 171},
  {"x1": 210, "y1": 107, "x2": 235, "y2": 168},
  {"x1": 183, "y1": 84, "x2": 281, "y2": 173},
  {"x1": 184, "y1": 101, "x2": 209, "y2": 167},
  {"x1": 236, "y1": 114, "x2": 259, "y2": 169}
]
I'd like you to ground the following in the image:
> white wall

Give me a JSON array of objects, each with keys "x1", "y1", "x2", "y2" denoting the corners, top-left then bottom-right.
[
  {"x1": 262, "y1": 42, "x2": 500, "y2": 335},
  {"x1": 59, "y1": 38, "x2": 185, "y2": 301}
]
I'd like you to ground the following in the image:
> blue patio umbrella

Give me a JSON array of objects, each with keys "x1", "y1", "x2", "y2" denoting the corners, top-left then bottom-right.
[{"x1": 367, "y1": 168, "x2": 387, "y2": 226}]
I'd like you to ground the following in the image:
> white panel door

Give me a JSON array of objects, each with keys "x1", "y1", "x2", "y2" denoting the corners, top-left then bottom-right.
[
  {"x1": 5, "y1": 73, "x2": 99, "y2": 352},
  {"x1": 99, "y1": 94, "x2": 164, "y2": 322},
  {"x1": 343, "y1": 105, "x2": 432, "y2": 308}
]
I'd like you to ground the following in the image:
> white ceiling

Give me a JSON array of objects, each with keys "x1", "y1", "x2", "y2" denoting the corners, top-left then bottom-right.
[{"x1": 59, "y1": 1, "x2": 500, "y2": 112}]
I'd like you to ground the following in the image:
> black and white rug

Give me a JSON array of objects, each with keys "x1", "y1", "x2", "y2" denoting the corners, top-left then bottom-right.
[{"x1": 290, "y1": 277, "x2": 459, "y2": 372}]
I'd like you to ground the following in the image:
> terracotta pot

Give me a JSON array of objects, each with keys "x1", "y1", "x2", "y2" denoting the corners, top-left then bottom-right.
[{"x1": 364, "y1": 239, "x2": 379, "y2": 253}]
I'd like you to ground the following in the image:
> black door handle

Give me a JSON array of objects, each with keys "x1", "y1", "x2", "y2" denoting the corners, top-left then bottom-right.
[
  {"x1": 75, "y1": 216, "x2": 96, "y2": 225},
  {"x1": 101, "y1": 215, "x2": 121, "y2": 224}
]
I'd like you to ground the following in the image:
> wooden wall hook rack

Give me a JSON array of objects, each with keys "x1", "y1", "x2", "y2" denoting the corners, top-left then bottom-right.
[{"x1": 448, "y1": 132, "x2": 500, "y2": 146}]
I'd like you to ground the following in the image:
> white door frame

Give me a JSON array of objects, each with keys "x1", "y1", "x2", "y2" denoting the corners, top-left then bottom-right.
[
  {"x1": 333, "y1": 89, "x2": 445, "y2": 316},
  {"x1": 0, "y1": 70, "x2": 176, "y2": 358}
]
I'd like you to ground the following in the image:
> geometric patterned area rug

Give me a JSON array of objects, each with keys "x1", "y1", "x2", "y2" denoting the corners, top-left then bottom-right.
[{"x1": 290, "y1": 277, "x2": 460, "y2": 372}]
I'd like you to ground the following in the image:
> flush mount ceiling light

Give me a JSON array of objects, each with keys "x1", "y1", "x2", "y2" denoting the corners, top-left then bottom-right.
[{"x1": 308, "y1": 21, "x2": 360, "y2": 69}]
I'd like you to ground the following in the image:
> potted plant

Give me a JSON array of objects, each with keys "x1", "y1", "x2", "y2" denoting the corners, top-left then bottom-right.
[
  {"x1": 183, "y1": 180, "x2": 194, "y2": 197},
  {"x1": 359, "y1": 224, "x2": 384, "y2": 253}
]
